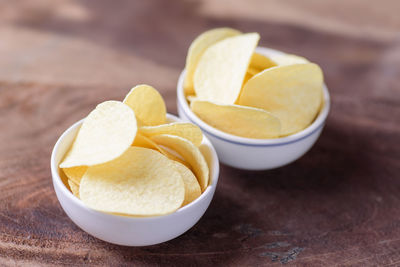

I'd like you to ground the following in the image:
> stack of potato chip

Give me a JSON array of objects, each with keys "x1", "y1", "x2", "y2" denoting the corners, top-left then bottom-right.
[
  {"x1": 60, "y1": 85, "x2": 209, "y2": 217},
  {"x1": 184, "y1": 28, "x2": 324, "y2": 138}
]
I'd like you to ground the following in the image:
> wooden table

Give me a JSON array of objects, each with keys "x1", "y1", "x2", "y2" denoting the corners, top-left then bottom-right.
[{"x1": 1, "y1": 0, "x2": 399, "y2": 265}]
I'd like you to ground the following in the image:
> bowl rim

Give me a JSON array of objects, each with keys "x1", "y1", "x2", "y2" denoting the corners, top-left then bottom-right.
[
  {"x1": 50, "y1": 113, "x2": 220, "y2": 222},
  {"x1": 177, "y1": 46, "x2": 330, "y2": 147}
]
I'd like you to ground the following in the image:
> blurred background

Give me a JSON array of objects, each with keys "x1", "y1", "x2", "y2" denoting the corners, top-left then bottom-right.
[{"x1": 1, "y1": 0, "x2": 399, "y2": 104}]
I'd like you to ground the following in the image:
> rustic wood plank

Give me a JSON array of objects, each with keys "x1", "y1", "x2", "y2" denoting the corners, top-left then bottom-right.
[{"x1": 0, "y1": 0, "x2": 399, "y2": 265}]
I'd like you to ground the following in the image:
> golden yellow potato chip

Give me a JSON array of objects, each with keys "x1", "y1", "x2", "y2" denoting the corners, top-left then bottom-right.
[
  {"x1": 139, "y1": 122, "x2": 203, "y2": 147},
  {"x1": 247, "y1": 68, "x2": 259, "y2": 76},
  {"x1": 150, "y1": 134, "x2": 209, "y2": 192},
  {"x1": 191, "y1": 100, "x2": 281, "y2": 138},
  {"x1": 133, "y1": 133, "x2": 188, "y2": 167},
  {"x1": 242, "y1": 72, "x2": 254, "y2": 88},
  {"x1": 199, "y1": 144, "x2": 213, "y2": 174},
  {"x1": 270, "y1": 53, "x2": 309, "y2": 66},
  {"x1": 184, "y1": 28, "x2": 241, "y2": 95},
  {"x1": 249, "y1": 52, "x2": 276, "y2": 71},
  {"x1": 172, "y1": 161, "x2": 201, "y2": 206},
  {"x1": 186, "y1": 95, "x2": 199, "y2": 103},
  {"x1": 59, "y1": 168, "x2": 70, "y2": 190},
  {"x1": 60, "y1": 101, "x2": 137, "y2": 168},
  {"x1": 123, "y1": 84, "x2": 166, "y2": 126},
  {"x1": 80, "y1": 147, "x2": 185, "y2": 216},
  {"x1": 198, "y1": 144, "x2": 213, "y2": 185},
  {"x1": 194, "y1": 33, "x2": 260, "y2": 104},
  {"x1": 63, "y1": 166, "x2": 87, "y2": 185},
  {"x1": 68, "y1": 179, "x2": 80, "y2": 198},
  {"x1": 238, "y1": 63, "x2": 323, "y2": 135}
]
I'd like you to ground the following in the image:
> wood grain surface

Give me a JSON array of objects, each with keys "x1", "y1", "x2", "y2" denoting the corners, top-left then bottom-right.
[{"x1": 1, "y1": 0, "x2": 400, "y2": 266}]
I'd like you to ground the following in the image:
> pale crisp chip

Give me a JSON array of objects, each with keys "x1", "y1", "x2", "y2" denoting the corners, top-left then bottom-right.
[
  {"x1": 194, "y1": 33, "x2": 260, "y2": 104},
  {"x1": 68, "y1": 179, "x2": 80, "y2": 198},
  {"x1": 198, "y1": 144, "x2": 213, "y2": 186},
  {"x1": 80, "y1": 147, "x2": 185, "y2": 216},
  {"x1": 123, "y1": 84, "x2": 166, "y2": 126},
  {"x1": 150, "y1": 134, "x2": 209, "y2": 192},
  {"x1": 270, "y1": 53, "x2": 309, "y2": 66},
  {"x1": 132, "y1": 132, "x2": 159, "y2": 149},
  {"x1": 172, "y1": 161, "x2": 201, "y2": 206},
  {"x1": 139, "y1": 122, "x2": 203, "y2": 147},
  {"x1": 238, "y1": 63, "x2": 323, "y2": 135},
  {"x1": 59, "y1": 101, "x2": 137, "y2": 168},
  {"x1": 184, "y1": 28, "x2": 241, "y2": 95},
  {"x1": 63, "y1": 166, "x2": 87, "y2": 185},
  {"x1": 133, "y1": 133, "x2": 188, "y2": 167},
  {"x1": 249, "y1": 52, "x2": 276, "y2": 71},
  {"x1": 191, "y1": 100, "x2": 281, "y2": 138}
]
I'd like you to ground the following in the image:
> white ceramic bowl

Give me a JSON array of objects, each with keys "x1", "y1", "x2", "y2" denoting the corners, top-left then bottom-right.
[
  {"x1": 50, "y1": 114, "x2": 219, "y2": 246},
  {"x1": 177, "y1": 47, "x2": 330, "y2": 170}
]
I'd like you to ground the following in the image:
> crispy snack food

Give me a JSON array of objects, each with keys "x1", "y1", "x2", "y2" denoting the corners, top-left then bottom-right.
[
  {"x1": 60, "y1": 85, "x2": 208, "y2": 216},
  {"x1": 184, "y1": 28, "x2": 324, "y2": 138}
]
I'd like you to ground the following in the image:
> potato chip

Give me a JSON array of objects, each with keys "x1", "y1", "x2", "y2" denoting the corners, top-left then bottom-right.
[
  {"x1": 172, "y1": 161, "x2": 201, "y2": 206},
  {"x1": 59, "y1": 169, "x2": 70, "y2": 190},
  {"x1": 246, "y1": 53, "x2": 276, "y2": 78},
  {"x1": 60, "y1": 101, "x2": 137, "y2": 168},
  {"x1": 198, "y1": 144, "x2": 213, "y2": 184},
  {"x1": 80, "y1": 147, "x2": 185, "y2": 216},
  {"x1": 191, "y1": 100, "x2": 281, "y2": 138},
  {"x1": 150, "y1": 134, "x2": 209, "y2": 192},
  {"x1": 63, "y1": 166, "x2": 87, "y2": 185},
  {"x1": 247, "y1": 68, "x2": 259, "y2": 76},
  {"x1": 249, "y1": 52, "x2": 276, "y2": 71},
  {"x1": 242, "y1": 72, "x2": 254, "y2": 88},
  {"x1": 184, "y1": 28, "x2": 241, "y2": 95},
  {"x1": 139, "y1": 122, "x2": 203, "y2": 147},
  {"x1": 186, "y1": 95, "x2": 199, "y2": 103},
  {"x1": 270, "y1": 53, "x2": 309, "y2": 66},
  {"x1": 123, "y1": 84, "x2": 166, "y2": 126},
  {"x1": 132, "y1": 132, "x2": 159, "y2": 149},
  {"x1": 68, "y1": 179, "x2": 80, "y2": 198},
  {"x1": 193, "y1": 33, "x2": 260, "y2": 104},
  {"x1": 238, "y1": 63, "x2": 323, "y2": 135},
  {"x1": 133, "y1": 133, "x2": 188, "y2": 167}
]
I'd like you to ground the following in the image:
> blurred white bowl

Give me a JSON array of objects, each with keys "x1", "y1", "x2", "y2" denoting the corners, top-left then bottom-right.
[
  {"x1": 51, "y1": 114, "x2": 219, "y2": 246},
  {"x1": 177, "y1": 47, "x2": 330, "y2": 170}
]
